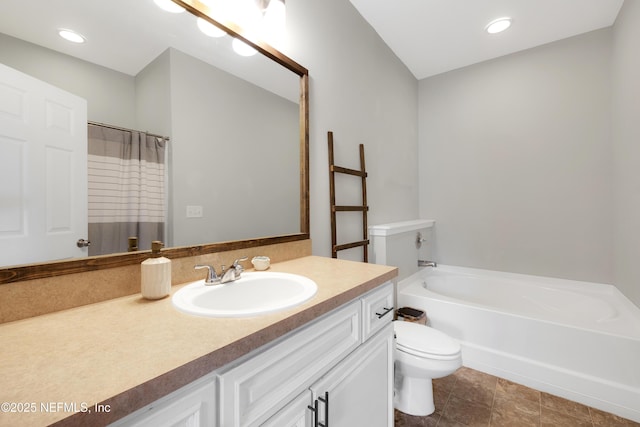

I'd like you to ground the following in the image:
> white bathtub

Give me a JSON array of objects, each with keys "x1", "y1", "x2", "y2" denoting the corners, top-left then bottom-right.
[{"x1": 398, "y1": 265, "x2": 640, "y2": 422}]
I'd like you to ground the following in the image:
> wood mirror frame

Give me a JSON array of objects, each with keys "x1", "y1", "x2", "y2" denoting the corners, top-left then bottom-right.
[{"x1": 0, "y1": 0, "x2": 309, "y2": 285}]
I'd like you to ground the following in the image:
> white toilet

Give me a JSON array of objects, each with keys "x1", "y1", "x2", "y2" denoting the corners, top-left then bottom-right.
[
  {"x1": 369, "y1": 219, "x2": 462, "y2": 416},
  {"x1": 393, "y1": 320, "x2": 462, "y2": 415}
]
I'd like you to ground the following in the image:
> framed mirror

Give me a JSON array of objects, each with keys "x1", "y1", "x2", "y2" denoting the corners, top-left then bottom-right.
[{"x1": 0, "y1": 0, "x2": 309, "y2": 283}]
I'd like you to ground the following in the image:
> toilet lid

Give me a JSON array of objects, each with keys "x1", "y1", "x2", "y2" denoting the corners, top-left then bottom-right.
[{"x1": 394, "y1": 321, "x2": 461, "y2": 357}]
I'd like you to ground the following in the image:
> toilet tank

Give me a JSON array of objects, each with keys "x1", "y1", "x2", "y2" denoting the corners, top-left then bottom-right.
[{"x1": 369, "y1": 219, "x2": 435, "y2": 281}]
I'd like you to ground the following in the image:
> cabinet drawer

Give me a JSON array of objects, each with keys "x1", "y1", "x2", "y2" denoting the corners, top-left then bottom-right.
[
  {"x1": 361, "y1": 281, "x2": 394, "y2": 341},
  {"x1": 218, "y1": 300, "x2": 361, "y2": 427}
]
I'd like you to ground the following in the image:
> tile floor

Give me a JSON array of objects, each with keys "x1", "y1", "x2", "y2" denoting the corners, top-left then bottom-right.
[{"x1": 394, "y1": 367, "x2": 640, "y2": 427}]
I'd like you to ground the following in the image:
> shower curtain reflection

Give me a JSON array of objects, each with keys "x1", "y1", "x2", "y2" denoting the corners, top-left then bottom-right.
[{"x1": 87, "y1": 123, "x2": 168, "y2": 256}]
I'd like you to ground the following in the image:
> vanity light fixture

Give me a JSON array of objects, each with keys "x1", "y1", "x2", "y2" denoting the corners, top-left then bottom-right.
[
  {"x1": 230, "y1": 0, "x2": 263, "y2": 30},
  {"x1": 190, "y1": 0, "x2": 286, "y2": 56},
  {"x1": 260, "y1": 0, "x2": 286, "y2": 47},
  {"x1": 197, "y1": 17, "x2": 227, "y2": 37},
  {"x1": 58, "y1": 29, "x2": 86, "y2": 44},
  {"x1": 154, "y1": 0, "x2": 186, "y2": 13},
  {"x1": 485, "y1": 17, "x2": 512, "y2": 34},
  {"x1": 232, "y1": 38, "x2": 258, "y2": 56}
]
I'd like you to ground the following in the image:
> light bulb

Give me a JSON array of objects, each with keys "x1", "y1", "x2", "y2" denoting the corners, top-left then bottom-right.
[
  {"x1": 232, "y1": 38, "x2": 258, "y2": 56},
  {"x1": 197, "y1": 17, "x2": 226, "y2": 37},
  {"x1": 154, "y1": 0, "x2": 185, "y2": 13},
  {"x1": 261, "y1": 0, "x2": 286, "y2": 47},
  {"x1": 230, "y1": 0, "x2": 262, "y2": 29}
]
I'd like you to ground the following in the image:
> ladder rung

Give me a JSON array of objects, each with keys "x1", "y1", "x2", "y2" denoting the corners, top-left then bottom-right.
[
  {"x1": 333, "y1": 205, "x2": 369, "y2": 212},
  {"x1": 334, "y1": 240, "x2": 370, "y2": 252},
  {"x1": 331, "y1": 165, "x2": 367, "y2": 178}
]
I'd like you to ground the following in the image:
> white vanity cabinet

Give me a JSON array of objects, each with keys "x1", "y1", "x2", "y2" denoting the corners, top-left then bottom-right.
[
  {"x1": 220, "y1": 281, "x2": 395, "y2": 427},
  {"x1": 109, "y1": 374, "x2": 217, "y2": 427},
  {"x1": 362, "y1": 282, "x2": 396, "y2": 340},
  {"x1": 261, "y1": 391, "x2": 312, "y2": 427},
  {"x1": 218, "y1": 298, "x2": 362, "y2": 426},
  {"x1": 262, "y1": 323, "x2": 393, "y2": 427},
  {"x1": 308, "y1": 322, "x2": 394, "y2": 427},
  {"x1": 111, "y1": 281, "x2": 394, "y2": 427}
]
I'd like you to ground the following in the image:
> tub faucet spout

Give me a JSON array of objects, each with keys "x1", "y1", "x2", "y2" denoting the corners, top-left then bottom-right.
[{"x1": 418, "y1": 260, "x2": 437, "y2": 268}]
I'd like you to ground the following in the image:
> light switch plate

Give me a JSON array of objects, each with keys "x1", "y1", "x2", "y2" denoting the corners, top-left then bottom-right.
[{"x1": 186, "y1": 205, "x2": 203, "y2": 218}]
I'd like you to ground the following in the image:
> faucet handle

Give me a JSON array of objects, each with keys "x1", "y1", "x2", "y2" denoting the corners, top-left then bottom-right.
[
  {"x1": 231, "y1": 257, "x2": 248, "y2": 273},
  {"x1": 232, "y1": 256, "x2": 248, "y2": 267},
  {"x1": 195, "y1": 264, "x2": 219, "y2": 284}
]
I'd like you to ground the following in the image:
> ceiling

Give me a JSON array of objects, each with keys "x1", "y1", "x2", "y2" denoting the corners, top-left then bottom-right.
[
  {"x1": 0, "y1": 0, "x2": 298, "y2": 101},
  {"x1": 0, "y1": 1, "x2": 625, "y2": 88},
  {"x1": 349, "y1": 0, "x2": 625, "y2": 80}
]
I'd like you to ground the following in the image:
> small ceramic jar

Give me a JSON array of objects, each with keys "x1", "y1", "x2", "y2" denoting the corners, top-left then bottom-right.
[{"x1": 251, "y1": 256, "x2": 271, "y2": 271}]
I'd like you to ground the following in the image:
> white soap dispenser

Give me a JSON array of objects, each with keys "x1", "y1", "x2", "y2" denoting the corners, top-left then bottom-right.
[{"x1": 141, "y1": 241, "x2": 171, "y2": 300}]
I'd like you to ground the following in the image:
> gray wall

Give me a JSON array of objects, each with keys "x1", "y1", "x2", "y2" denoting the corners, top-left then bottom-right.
[
  {"x1": 418, "y1": 29, "x2": 614, "y2": 285},
  {"x1": 1, "y1": 35, "x2": 300, "y2": 250},
  {"x1": 612, "y1": 1, "x2": 640, "y2": 306},
  {"x1": 284, "y1": 0, "x2": 420, "y2": 260},
  {"x1": 3, "y1": 2, "x2": 636, "y2": 304},
  {"x1": 418, "y1": 5, "x2": 640, "y2": 308},
  {"x1": 0, "y1": 33, "x2": 136, "y2": 127},
  {"x1": 1, "y1": 2, "x2": 422, "y2": 263},
  {"x1": 135, "y1": 50, "x2": 172, "y2": 139},
  {"x1": 167, "y1": 49, "x2": 299, "y2": 246}
]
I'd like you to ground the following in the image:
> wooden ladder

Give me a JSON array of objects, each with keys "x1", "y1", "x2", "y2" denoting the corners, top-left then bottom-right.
[{"x1": 328, "y1": 131, "x2": 369, "y2": 261}]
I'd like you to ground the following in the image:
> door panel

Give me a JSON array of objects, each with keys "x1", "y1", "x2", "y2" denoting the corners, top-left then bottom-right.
[
  {"x1": 0, "y1": 63, "x2": 87, "y2": 266},
  {"x1": 311, "y1": 324, "x2": 394, "y2": 427}
]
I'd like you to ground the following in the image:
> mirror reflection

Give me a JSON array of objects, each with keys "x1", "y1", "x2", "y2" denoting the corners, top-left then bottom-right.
[{"x1": 0, "y1": 0, "x2": 301, "y2": 268}]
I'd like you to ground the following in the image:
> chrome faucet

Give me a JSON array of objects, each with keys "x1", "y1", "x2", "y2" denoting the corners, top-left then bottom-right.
[
  {"x1": 418, "y1": 260, "x2": 437, "y2": 268},
  {"x1": 220, "y1": 257, "x2": 248, "y2": 283},
  {"x1": 195, "y1": 264, "x2": 220, "y2": 285},
  {"x1": 195, "y1": 256, "x2": 248, "y2": 286}
]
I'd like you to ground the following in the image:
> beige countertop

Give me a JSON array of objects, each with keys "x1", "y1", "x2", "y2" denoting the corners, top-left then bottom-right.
[{"x1": 0, "y1": 256, "x2": 397, "y2": 427}]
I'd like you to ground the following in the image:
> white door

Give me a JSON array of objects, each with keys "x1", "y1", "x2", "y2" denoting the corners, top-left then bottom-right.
[{"x1": 0, "y1": 63, "x2": 88, "y2": 266}]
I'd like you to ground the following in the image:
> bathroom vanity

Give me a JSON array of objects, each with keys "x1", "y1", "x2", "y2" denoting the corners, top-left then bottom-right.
[
  {"x1": 112, "y1": 281, "x2": 394, "y2": 427},
  {"x1": 0, "y1": 256, "x2": 397, "y2": 427}
]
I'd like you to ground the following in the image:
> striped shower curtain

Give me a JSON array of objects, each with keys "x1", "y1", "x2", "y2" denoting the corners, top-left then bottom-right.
[{"x1": 87, "y1": 124, "x2": 167, "y2": 256}]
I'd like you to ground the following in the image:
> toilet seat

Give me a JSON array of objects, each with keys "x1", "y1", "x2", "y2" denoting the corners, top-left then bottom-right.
[{"x1": 394, "y1": 321, "x2": 461, "y2": 360}]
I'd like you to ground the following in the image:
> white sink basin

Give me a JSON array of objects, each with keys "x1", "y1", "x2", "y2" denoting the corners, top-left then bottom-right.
[{"x1": 172, "y1": 272, "x2": 318, "y2": 318}]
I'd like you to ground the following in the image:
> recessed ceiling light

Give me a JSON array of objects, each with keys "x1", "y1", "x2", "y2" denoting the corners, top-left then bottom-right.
[
  {"x1": 58, "y1": 29, "x2": 86, "y2": 44},
  {"x1": 154, "y1": 0, "x2": 185, "y2": 13},
  {"x1": 485, "y1": 17, "x2": 512, "y2": 34}
]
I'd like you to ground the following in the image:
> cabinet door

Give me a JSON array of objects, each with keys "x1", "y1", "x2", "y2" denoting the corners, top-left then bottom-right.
[
  {"x1": 262, "y1": 391, "x2": 312, "y2": 427},
  {"x1": 218, "y1": 300, "x2": 361, "y2": 426},
  {"x1": 109, "y1": 376, "x2": 216, "y2": 427},
  {"x1": 310, "y1": 323, "x2": 393, "y2": 427}
]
